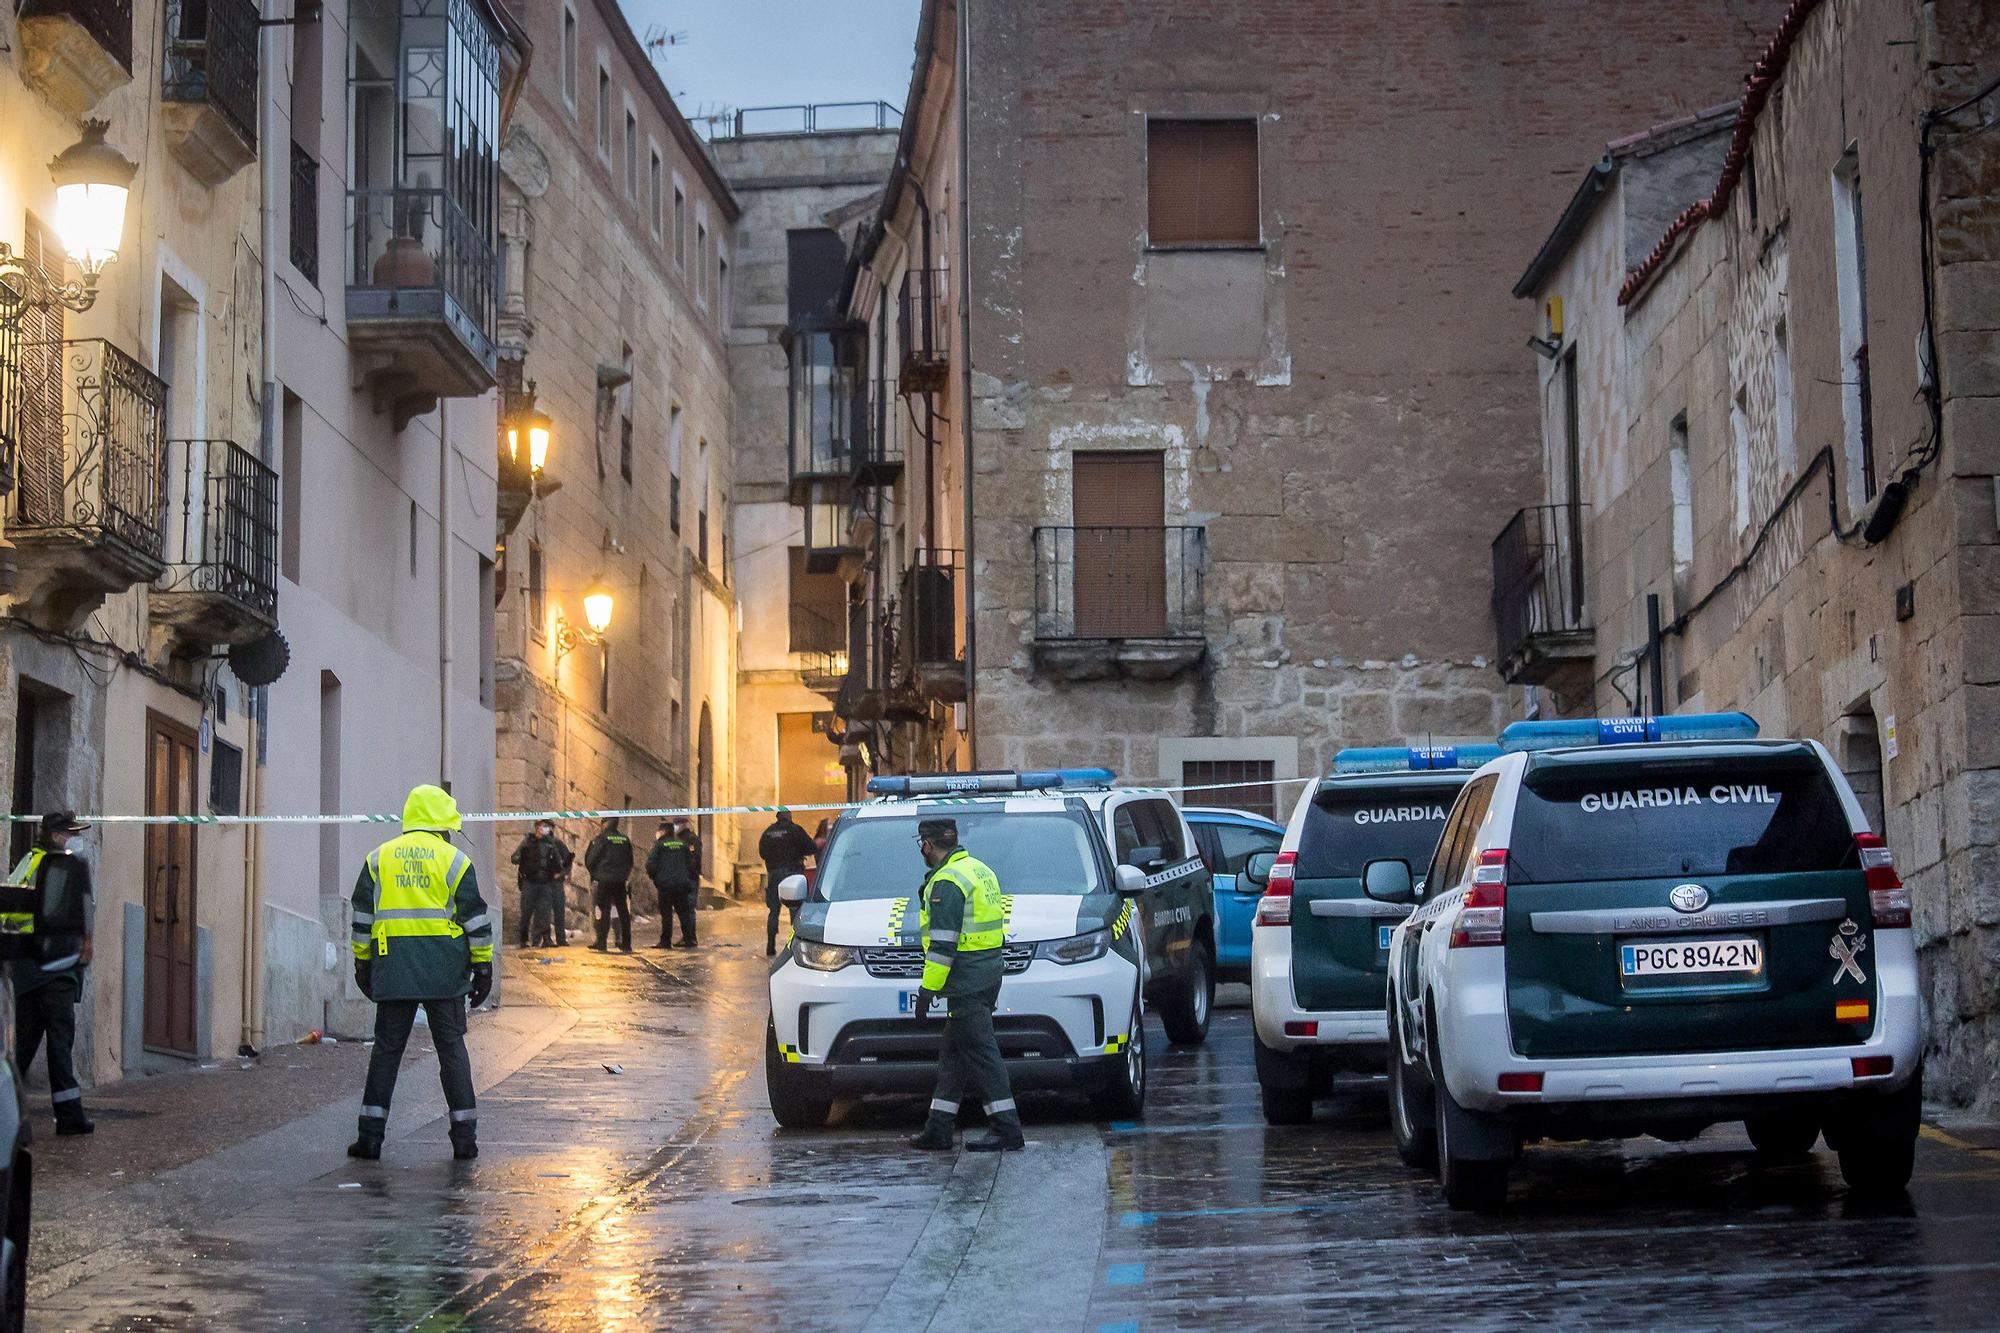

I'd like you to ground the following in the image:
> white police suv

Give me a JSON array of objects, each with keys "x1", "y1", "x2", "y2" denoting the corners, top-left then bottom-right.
[
  {"x1": 764, "y1": 770, "x2": 1153, "y2": 1127},
  {"x1": 1247, "y1": 745, "x2": 1498, "y2": 1125},
  {"x1": 1376, "y1": 714, "x2": 1924, "y2": 1209}
]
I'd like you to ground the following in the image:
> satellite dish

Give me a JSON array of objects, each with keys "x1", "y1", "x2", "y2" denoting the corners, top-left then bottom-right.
[{"x1": 229, "y1": 627, "x2": 291, "y2": 687}]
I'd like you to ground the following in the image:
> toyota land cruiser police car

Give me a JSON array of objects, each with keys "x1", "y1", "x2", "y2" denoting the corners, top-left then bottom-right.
[
  {"x1": 763, "y1": 770, "x2": 1154, "y2": 1128},
  {"x1": 1376, "y1": 714, "x2": 1923, "y2": 1210},
  {"x1": 1247, "y1": 745, "x2": 1498, "y2": 1125}
]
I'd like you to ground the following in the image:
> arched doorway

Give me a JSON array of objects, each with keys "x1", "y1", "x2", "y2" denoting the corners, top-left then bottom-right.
[{"x1": 697, "y1": 702, "x2": 714, "y2": 885}]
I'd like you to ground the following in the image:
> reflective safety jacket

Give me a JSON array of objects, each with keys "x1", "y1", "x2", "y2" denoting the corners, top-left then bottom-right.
[
  {"x1": 350, "y1": 830, "x2": 492, "y2": 1002},
  {"x1": 919, "y1": 849, "x2": 1005, "y2": 996},
  {"x1": 1, "y1": 843, "x2": 92, "y2": 979}
]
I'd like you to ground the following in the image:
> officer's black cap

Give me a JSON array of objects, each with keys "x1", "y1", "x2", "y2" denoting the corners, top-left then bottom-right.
[
  {"x1": 41, "y1": 811, "x2": 89, "y2": 836},
  {"x1": 917, "y1": 818, "x2": 958, "y2": 844}
]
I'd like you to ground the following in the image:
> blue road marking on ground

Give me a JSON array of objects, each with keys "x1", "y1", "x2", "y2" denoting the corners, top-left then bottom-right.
[
  {"x1": 1105, "y1": 1263, "x2": 1146, "y2": 1287},
  {"x1": 1106, "y1": 1120, "x2": 1265, "y2": 1135},
  {"x1": 1120, "y1": 1201, "x2": 1351, "y2": 1227},
  {"x1": 1098, "y1": 1323, "x2": 1140, "y2": 1333}
]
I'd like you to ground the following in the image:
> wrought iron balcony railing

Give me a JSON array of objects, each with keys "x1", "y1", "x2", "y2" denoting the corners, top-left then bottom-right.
[
  {"x1": 347, "y1": 186, "x2": 498, "y2": 351},
  {"x1": 18, "y1": 0, "x2": 134, "y2": 73},
  {"x1": 902, "y1": 550, "x2": 960, "y2": 669},
  {"x1": 853, "y1": 379, "x2": 906, "y2": 487},
  {"x1": 8, "y1": 338, "x2": 166, "y2": 562},
  {"x1": 898, "y1": 268, "x2": 949, "y2": 394},
  {"x1": 712, "y1": 101, "x2": 901, "y2": 139},
  {"x1": 163, "y1": 0, "x2": 260, "y2": 150},
  {"x1": 792, "y1": 605, "x2": 849, "y2": 696},
  {"x1": 290, "y1": 141, "x2": 319, "y2": 281},
  {"x1": 158, "y1": 438, "x2": 278, "y2": 618},
  {"x1": 1033, "y1": 525, "x2": 1206, "y2": 641},
  {"x1": 1491, "y1": 502, "x2": 1593, "y2": 682}
]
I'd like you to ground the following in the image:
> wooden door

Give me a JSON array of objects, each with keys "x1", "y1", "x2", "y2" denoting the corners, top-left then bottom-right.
[
  {"x1": 1072, "y1": 451, "x2": 1165, "y2": 637},
  {"x1": 144, "y1": 713, "x2": 200, "y2": 1054}
]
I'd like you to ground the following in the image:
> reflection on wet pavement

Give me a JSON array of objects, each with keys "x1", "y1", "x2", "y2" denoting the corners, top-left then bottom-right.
[{"x1": 29, "y1": 899, "x2": 2000, "y2": 1331}]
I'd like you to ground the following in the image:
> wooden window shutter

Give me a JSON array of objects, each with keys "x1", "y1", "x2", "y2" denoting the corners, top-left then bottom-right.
[
  {"x1": 1147, "y1": 120, "x2": 1260, "y2": 247},
  {"x1": 15, "y1": 220, "x2": 66, "y2": 524}
]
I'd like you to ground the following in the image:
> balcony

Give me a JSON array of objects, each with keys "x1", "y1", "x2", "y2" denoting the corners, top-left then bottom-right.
[
  {"x1": 161, "y1": 0, "x2": 259, "y2": 184},
  {"x1": 901, "y1": 550, "x2": 964, "y2": 702},
  {"x1": 5, "y1": 338, "x2": 166, "y2": 629},
  {"x1": 16, "y1": 0, "x2": 134, "y2": 116},
  {"x1": 853, "y1": 380, "x2": 905, "y2": 488},
  {"x1": 898, "y1": 268, "x2": 950, "y2": 395},
  {"x1": 151, "y1": 438, "x2": 278, "y2": 647},
  {"x1": 347, "y1": 188, "x2": 499, "y2": 428},
  {"x1": 1031, "y1": 525, "x2": 1207, "y2": 681},
  {"x1": 787, "y1": 331, "x2": 861, "y2": 506},
  {"x1": 289, "y1": 142, "x2": 319, "y2": 282},
  {"x1": 791, "y1": 605, "x2": 849, "y2": 698},
  {"x1": 1492, "y1": 503, "x2": 1594, "y2": 685}
]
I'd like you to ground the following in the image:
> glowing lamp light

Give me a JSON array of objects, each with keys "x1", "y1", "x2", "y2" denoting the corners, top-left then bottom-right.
[
  {"x1": 49, "y1": 120, "x2": 136, "y2": 278},
  {"x1": 506, "y1": 384, "x2": 553, "y2": 475},
  {"x1": 582, "y1": 583, "x2": 614, "y2": 636}
]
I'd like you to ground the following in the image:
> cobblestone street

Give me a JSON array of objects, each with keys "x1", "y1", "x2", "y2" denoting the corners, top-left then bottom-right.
[{"x1": 18, "y1": 899, "x2": 2000, "y2": 1331}]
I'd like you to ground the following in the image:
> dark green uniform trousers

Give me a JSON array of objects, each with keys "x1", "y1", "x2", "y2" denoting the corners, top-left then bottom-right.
[{"x1": 926, "y1": 979, "x2": 1020, "y2": 1133}]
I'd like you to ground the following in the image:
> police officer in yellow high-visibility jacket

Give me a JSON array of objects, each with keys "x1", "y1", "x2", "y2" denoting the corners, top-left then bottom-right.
[
  {"x1": 347, "y1": 785, "x2": 493, "y2": 1161},
  {"x1": 907, "y1": 819, "x2": 1023, "y2": 1153}
]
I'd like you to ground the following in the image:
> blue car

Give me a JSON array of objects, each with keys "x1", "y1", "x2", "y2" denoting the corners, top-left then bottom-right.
[{"x1": 1182, "y1": 806, "x2": 1286, "y2": 983}]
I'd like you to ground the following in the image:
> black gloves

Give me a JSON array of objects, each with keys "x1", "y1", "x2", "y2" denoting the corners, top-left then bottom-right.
[
  {"x1": 469, "y1": 962, "x2": 493, "y2": 1008},
  {"x1": 913, "y1": 990, "x2": 935, "y2": 1021},
  {"x1": 354, "y1": 960, "x2": 374, "y2": 1000}
]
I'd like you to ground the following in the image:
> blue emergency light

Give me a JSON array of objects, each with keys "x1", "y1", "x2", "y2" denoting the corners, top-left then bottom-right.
[
  {"x1": 1331, "y1": 745, "x2": 1503, "y2": 774},
  {"x1": 865, "y1": 767, "x2": 1117, "y2": 797},
  {"x1": 1499, "y1": 712, "x2": 1759, "y2": 753}
]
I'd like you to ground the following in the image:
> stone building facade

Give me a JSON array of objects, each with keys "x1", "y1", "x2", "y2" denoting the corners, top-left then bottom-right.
[
  {"x1": 957, "y1": 0, "x2": 1788, "y2": 813},
  {"x1": 1512, "y1": 0, "x2": 2000, "y2": 1109},
  {"x1": 493, "y1": 0, "x2": 741, "y2": 920}
]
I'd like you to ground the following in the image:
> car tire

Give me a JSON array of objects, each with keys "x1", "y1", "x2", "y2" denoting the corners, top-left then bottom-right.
[
  {"x1": 1388, "y1": 1005, "x2": 1438, "y2": 1171},
  {"x1": 1259, "y1": 1080, "x2": 1313, "y2": 1126},
  {"x1": 1745, "y1": 1113, "x2": 1820, "y2": 1161},
  {"x1": 1159, "y1": 936, "x2": 1213, "y2": 1046},
  {"x1": 1432, "y1": 1034, "x2": 1511, "y2": 1211},
  {"x1": 1091, "y1": 997, "x2": 1147, "y2": 1120},
  {"x1": 764, "y1": 1019, "x2": 832, "y2": 1129},
  {"x1": 1832, "y1": 1075, "x2": 1921, "y2": 1197},
  {"x1": 1, "y1": 1150, "x2": 26, "y2": 1333}
]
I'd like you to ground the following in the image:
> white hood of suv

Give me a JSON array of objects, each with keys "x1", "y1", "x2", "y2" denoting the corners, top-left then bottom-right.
[{"x1": 817, "y1": 893, "x2": 1104, "y2": 947}]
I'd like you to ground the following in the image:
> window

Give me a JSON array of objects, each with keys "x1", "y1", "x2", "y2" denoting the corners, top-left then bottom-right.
[
  {"x1": 1425, "y1": 776, "x2": 1496, "y2": 895},
  {"x1": 624, "y1": 110, "x2": 637, "y2": 197},
  {"x1": 695, "y1": 221, "x2": 708, "y2": 304},
  {"x1": 528, "y1": 541, "x2": 546, "y2": 641},
  {"x1": 788, "y1": 548, "x2": 846, "y2": 651},
  {"x1": 281, "y1": 389, "x2": 303, "y2": 581},
  {"x1": 561, "y1": 6, "x2": 577, "y2": 107},
  {"x1": 718, "y1": 256, "x2": 729, "y2": 325},
  {"x1": 673, "y1": 187, "x2": 686, "y2": 267},
  {"x1": 649, "y1": 149, "x2": 663, "y2": 239},
  {"x1": 697, "y1": 438, "x2": 710, "y2": 560},
  {"x1": 1299, "y1": 784, "x2": 1457, "y2": 879},
  {"x1": 1181, "y1": 759, "x2": 1277, "y2": 821},
  {"x1": 1831, "y1": 146, "x2": 1875, "y2": 502},
  {"x1": 1668, "y1": 414, "x2": 1693, "y2": 607},
  {"x1": 210, "y1": 740, "x2": 244, "y2": 816},
  {"x1": 1071, "y1": 451, "x2": 1166, "y2": 637},
  {"x1": 1774, "y1": 318, "x2": 1795, "y2": 468},
  {"x1": 618, "y1": 342, "x2": 633, "y2": 483},
  {"x1": 668, "y1": 404, "x2": 683, "y2": 533},
  {"x1": 1146, "y1": 118, "x2": 1260, "y2": 248},
  {"x1": 1207, "y1": 822, "x2": 1282, "y2": 877},
  {"x1": 597, "y1": 67, "x2": 611, "y2": 158},
  {"x1": 1731, "y1": 386, "x2": 1752, "y2": 533},
  {"x1": 408, "y1": 500, "x2": 418, "y2": 578},
  {"x1": 478, "y1": 555, "x2": 496, "y2": 707}
]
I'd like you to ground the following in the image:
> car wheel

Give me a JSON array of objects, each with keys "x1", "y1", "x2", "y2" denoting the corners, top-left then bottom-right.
[
  {"x1": 1, "y1": 1150, "x2": 27, "y2": 1333},
  {"x1": 1388, "y1": 1006, "x2": 1437, "y2": 1171},
  {"x1": 1832, "y1": 1076, "x2": 1921, "y2": 1197},
  {"x1": 764, "y1": 1018, "x2": 831, "y2": 1129},
  {"x1": 1091, "y1": 997, "x2": 1147, "y2": 1120},
  {"x1": 1259, "y1": 1080, "x2": 1313, "y2": 1126},
  {"x1": 1432, "y1": 1037, "x2": 1511, "y2": 1211},
  {"x1": 1159, "y1": 937, "x2": 1213, "y2": 1046},
  {"x1": 1745, "y1": 1113, "x2": 1820, "y2": 1161}
]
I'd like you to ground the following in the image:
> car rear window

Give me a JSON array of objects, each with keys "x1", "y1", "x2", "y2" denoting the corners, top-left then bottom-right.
[
  {"x1": 1508, "y1": 753, "x2": 1857, "y2": 884},
  {"x1": 1296, "y1": 784, "x2": 1460, "y2": 879}
]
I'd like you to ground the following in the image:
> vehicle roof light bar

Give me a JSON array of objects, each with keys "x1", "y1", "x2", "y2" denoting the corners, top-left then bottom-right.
[
  {"x1": 1331, "y1": 745, "x2": 1503, "y2": 774},
  {"x1": 1499, "y1": 712, "x2": 1760, "y2": 753},
  {"x1": 865, "y1": 767, "x2": 1117, "y2": 797}
]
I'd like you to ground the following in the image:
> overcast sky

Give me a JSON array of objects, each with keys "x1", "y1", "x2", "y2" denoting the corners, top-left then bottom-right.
[{"x1": 616, "y1": 0, "x2": 923, "y2": 135}]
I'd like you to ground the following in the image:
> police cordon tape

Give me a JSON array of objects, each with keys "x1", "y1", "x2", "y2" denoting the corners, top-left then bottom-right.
[{"x1": 0, "y1": 775, "x2": 1319, "y2": 828}]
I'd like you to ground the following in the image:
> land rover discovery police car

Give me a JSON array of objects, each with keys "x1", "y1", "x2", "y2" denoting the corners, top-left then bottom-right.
[
  {"x1": 1247, "y1": 746, "x2": 1498, "y2": 1125},
  {"x1": 763, "y1": 770, "x2": 1154, "y2": 1128},
  {"x1": 1376, "y1": 714, "x2": 1924, "y2": 1210}
]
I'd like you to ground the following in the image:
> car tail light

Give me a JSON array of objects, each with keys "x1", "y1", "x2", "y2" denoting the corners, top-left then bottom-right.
[
  {"x1": 1497, "y1": 1071, "x2": 1543, "y2": 1093},
  {"x1": 1857, "y1": 833, "x2": 1910, "y2": 928},
  {"x1": 1284, "y1": 1020, "x2": 1318, "y2": 1038},
  {"x1": 1254, "y1": 852, "x2": 1297, "y2": 927},
  {"x1": 1852, "y1": 1055, "x2": 1894, "y2": 1078},
  {"x1": 1448, "y1": 850, "x2": 1509, "y2": 948}
]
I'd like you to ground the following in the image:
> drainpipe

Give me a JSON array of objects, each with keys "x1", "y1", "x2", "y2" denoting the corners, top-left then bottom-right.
[
  {"x1": 438, "y1": 402, "x2": 454, "y2": 792},
  {"x1": 956, "y1": 0, "x2": 977, "y2": 766}
]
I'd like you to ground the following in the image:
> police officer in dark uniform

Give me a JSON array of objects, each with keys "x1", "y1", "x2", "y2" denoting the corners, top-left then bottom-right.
[
  {"x1": 646, "y1": 820, "x2": 697, "y2": 948},
  {"x1": 585, "y1": 817, "x2": 636, "y2": 952},
  {"x1": 758, "y1": 809, "x2": 817, "y2": 956},
  {"x1": 9, "y1": 812, "x2": 96, "y2": 1135},
  {"x1": 510, "y1": 819, "x2": 573, "y2": 947}
]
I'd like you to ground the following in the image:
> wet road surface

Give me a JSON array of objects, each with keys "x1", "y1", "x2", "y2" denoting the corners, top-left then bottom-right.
[{"x1": 30, "y1": 900, "x2": 2000, "y2": 1330}]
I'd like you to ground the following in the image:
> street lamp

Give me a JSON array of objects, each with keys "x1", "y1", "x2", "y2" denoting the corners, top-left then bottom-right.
[
  {"x1": 0, "y1": 120, "x2": 137, "y2": 326},
  {"x1": 554, "y1": 579, "x2": 615, "y2": 658},
  {"x1": 506, "y1": 380, "x2": 553, "y2": 476}
]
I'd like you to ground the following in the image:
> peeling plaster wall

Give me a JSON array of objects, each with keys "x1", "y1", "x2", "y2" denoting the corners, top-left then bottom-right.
[{"x1": 964, "y1": 0, "x2": 1789, "y2": 785}]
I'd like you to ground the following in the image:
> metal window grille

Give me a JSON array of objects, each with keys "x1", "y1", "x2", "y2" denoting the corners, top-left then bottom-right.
[{"x1": 1180, "y1": 760, "x2": 1277, "y2": 821}]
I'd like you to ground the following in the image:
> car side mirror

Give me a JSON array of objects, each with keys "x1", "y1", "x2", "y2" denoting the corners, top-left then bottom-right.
[
  {"x1": 1114, "y1": 864, "x2": 1147, "y2": 897},
  {"x1": 1124, "y1": 845, "x2": 1165, "y2": 872},
  {"x1": 1243, "y1": 851, "x2": 1276, "y2": 888},
  {"x1": 777, "y1": 873, "x2": 810, "y2": 905},
  {"x1": 1362, "y1": 858, "x2": 1415, "y2": 905}
]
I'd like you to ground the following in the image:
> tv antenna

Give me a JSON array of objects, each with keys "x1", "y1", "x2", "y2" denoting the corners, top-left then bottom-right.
[{"x1": 642, "y1": 24, "x2": 688, "y2": 70}]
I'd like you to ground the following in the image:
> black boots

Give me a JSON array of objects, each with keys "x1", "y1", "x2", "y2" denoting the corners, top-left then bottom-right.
[
  {"x1": 54, "y1": 1112, "x2": 94, "y2": 1137},
  {"x1": 450, "y1": 1123, "x2": 478, "y2": 1160},
  {"x1": 347, "y1": 1133, "x2": 383, "y2": 1160},
  {"x1": 964, "y1": 1127, "x2": 1025, "y2": 1152},
  {"x1": 908, "y1": 1113, "x2": 956, "y2": 1151}
]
